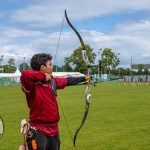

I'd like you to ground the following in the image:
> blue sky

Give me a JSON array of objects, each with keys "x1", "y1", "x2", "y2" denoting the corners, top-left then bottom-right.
[{"x1": 0, "y1": 0, "x2": 150, "y2": 69}]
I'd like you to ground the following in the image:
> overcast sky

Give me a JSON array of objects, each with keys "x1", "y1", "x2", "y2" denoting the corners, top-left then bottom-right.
[{"x1": 0, "y1": 0, "x2": 150, "y2": 68}]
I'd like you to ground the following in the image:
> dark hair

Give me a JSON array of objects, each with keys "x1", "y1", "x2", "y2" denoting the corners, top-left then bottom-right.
[{"x1": 30, "y1": 53, "x2": 52, "y2": 71}]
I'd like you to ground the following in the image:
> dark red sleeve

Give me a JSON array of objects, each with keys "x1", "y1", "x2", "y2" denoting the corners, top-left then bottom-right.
[
  {"x1": 20, "y1": 70, "x2": 46, "y2": 93},
  {"x1": 54, "y1": 77, "x2": 67, "y2": 89}
]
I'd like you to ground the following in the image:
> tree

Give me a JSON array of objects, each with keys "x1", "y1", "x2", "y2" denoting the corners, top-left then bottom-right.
[
  {"x1": 8, "y1": 58, "x2": 15, "y2": 66},
  {"x1": 137, "y1": 64, "x2": 144, "y2": 75},
  {"x1": 64, "y1": 45, "x2": 96, "y2": 73},
  {"x1": 125, "y1": 68, "x2": 131, "y2": 75},
  {"x1": 0, "y1": 56, "x2": 3, "y2": 73},
  {"x1": 101, "y1": 48, "x2": 120, "y2": 74},
  {"x1": 63, "y1": 57, "x2": 73, "y2": 72},
  {"x1": 132, "y1": 70, "x2": 138, "y2": 75},
  {"x1": 111, "y1": 68, "x2": 119, "y2": 75},
  {"x1": 4, "y1": 58, "x2": 16, "y2": 73},
  {"x1": 143, "y1": 68, "x2": 149, "y2": 75},
  {"x1": 0, "y1": 57, "x2": 2, "y2": 65},
  {"x1": 19, "y1": 63, "x2": 31, "y2": 72}
]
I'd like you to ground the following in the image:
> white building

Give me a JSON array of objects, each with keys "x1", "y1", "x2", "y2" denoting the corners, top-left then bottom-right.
[{"x1": 131, "y1": 64, "x2": 150, "y2": 72}]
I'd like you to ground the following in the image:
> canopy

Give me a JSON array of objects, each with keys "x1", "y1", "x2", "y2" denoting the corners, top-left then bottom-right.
[{"x1": 0, "y1": 68, "x2": 21, "y2": 77}]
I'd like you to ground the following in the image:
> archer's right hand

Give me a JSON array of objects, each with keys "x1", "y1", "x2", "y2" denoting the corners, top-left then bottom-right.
[{"x1": 45, "y1": 73, "x2": 53, "y2": 81}]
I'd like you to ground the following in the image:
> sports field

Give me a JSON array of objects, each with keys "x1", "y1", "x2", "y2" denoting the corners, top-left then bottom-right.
[{"x1": 0, "y1": 83, "x2": 150, "y2": 150}]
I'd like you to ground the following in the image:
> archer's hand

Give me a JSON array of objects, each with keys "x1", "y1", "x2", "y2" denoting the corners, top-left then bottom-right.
[
  {"x1": 45, "y1": 73, "x2": 53, "y2": 81},
  {"x1": 85, "y1": 74, "x2": 91, "y2": 83}
]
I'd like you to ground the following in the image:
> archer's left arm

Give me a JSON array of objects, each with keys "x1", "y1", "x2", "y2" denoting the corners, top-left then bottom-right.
[
  {"x1": 67, "y1": 76, "x2": 86, "y2": 86},
  {"x1": 68, "y1": 74, "x2": 91, "y2": 85},
  {"x1": 54, "y1": 75, "x2": 90, "y2": 89}
]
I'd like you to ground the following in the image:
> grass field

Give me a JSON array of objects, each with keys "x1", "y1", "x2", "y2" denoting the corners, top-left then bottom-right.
[{"x1": 0, "y1": 83, "x2": 150, "y2": 150}]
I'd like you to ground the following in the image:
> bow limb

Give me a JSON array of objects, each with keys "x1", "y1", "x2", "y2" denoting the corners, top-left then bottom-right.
[
  {"x1": 73, "y1": 104, "x2": 89, "y2": 146},
  {"x1": 65, "y1": 9, "x2": 91, "y2": 147},
  {"x1": 65, "y1": 9, "x2": 85, "y2": 50},
  {"x1": 65, "y1": 9, "x2": 90, "y2": 67}
]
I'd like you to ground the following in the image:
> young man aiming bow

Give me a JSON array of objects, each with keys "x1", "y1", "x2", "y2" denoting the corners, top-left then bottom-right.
[{"x1": 20, "y1": 53, "x2": 90, "y2": 150}]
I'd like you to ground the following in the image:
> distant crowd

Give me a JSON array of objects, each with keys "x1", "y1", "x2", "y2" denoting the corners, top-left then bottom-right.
[{"x1": 119, "y1": 75, "x2": 150, "y2": 82}]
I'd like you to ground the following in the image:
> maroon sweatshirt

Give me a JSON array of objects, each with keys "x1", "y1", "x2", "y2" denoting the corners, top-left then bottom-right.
[{"x1": 20, "y1": 70, "x2": 67, "y2": 136}]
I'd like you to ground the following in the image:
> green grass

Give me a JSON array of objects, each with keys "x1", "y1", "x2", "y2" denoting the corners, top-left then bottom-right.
[{"x1": 0, "y1": 83, "x2": 150, "y2": 150}]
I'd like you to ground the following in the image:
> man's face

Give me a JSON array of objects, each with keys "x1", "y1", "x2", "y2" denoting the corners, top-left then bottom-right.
[{"x1": 41, "y1": 60, "x2": 53, "y2": 74}]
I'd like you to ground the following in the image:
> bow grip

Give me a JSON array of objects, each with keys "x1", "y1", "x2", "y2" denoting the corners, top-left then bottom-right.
[{"x1": 86, "y1": 93, "x2": 91, "y2": 104}]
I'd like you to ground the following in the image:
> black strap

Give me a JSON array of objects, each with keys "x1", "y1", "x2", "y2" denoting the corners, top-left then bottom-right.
[{"x1": 50, "y1": 79, "x2": 57, "y2": 96}]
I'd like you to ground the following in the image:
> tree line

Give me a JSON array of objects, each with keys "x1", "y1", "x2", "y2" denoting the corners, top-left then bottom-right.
[
  {"x1": 0, "y1": 58, "x2": 31, "y2": 73},
  {"x1": 0, "y1": 45, "x2": 150, "y2": 75}
]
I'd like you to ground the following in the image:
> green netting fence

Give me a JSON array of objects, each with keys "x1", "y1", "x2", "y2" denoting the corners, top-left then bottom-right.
[{"x1": 0, "y1": 77, "x2": 20, "y2": 86}]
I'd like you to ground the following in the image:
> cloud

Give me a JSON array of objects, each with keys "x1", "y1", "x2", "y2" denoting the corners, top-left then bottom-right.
[
  {"x1": 1, "y1": 19, "x2": 150, "y2": 67},
  {"x1": 8, "y1": 0, "x2": 150, "y2": 28},
  {"x1": 0, "y1": 0, "x2": 150, "y2": 68},
  {"x1": 85, "y1": 20, "x2": 150, "y2": 67}
]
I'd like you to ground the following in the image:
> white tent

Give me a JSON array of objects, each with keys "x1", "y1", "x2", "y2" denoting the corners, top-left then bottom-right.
[
  {"x1": 13, "y1": 68, "x2": 21, "y2": 77},
  {"x1": 52, "y1": 72, "x2": 85, "y2": 77},
  {"x1": 0, "y1": 68, "x2": 85, "y2": 77},
  {"x1": 0, "y1": 68, "x2": 84, "y2": 85},
  {"x1": 0, "y1": 68, "x2": 21, "y2": 78},
  {"x1": 0, "y1": 70, "x2": 84, "y2": 78},
  {"x1": 0, "y1": 68, "x2": 21, "y2": 84}
]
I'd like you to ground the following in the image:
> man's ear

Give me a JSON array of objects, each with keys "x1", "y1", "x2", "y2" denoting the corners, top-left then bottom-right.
[{"x1": 40, "y1": 65, "x2": 45, "y2": 72}]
